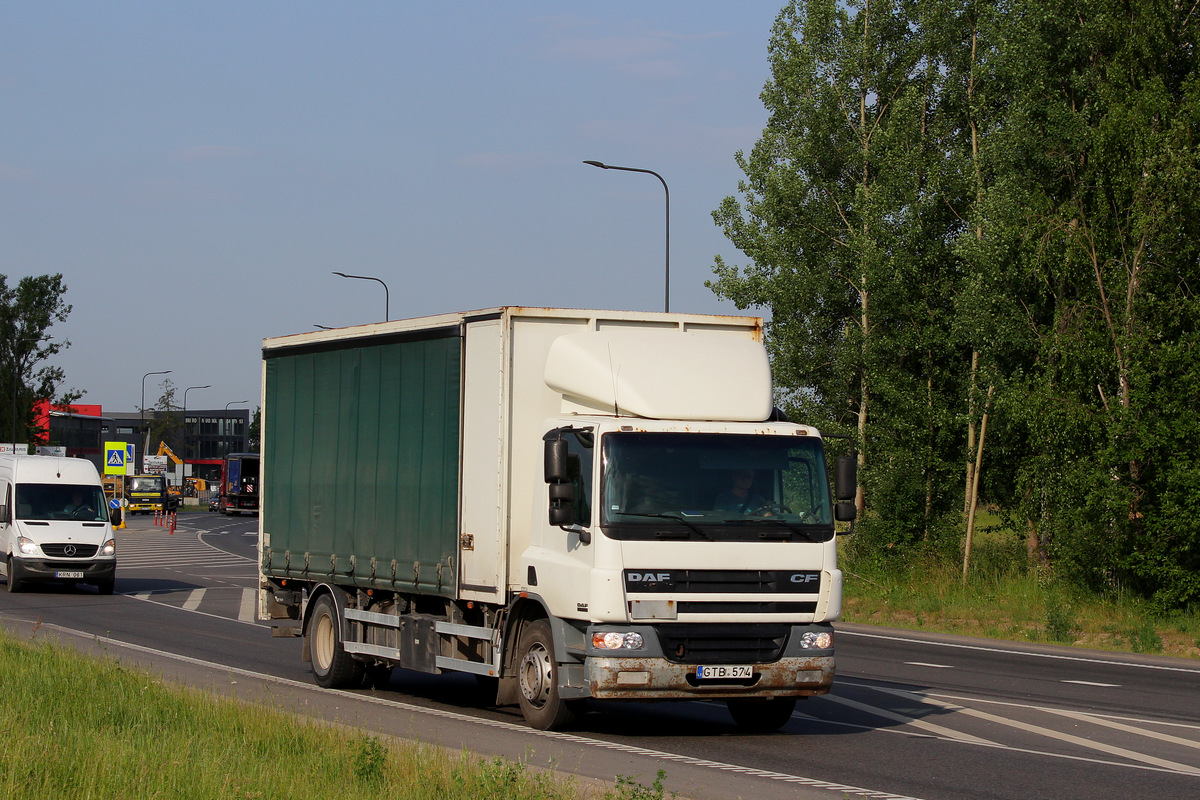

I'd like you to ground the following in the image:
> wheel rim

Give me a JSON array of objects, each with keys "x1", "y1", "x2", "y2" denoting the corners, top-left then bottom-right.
[
  {"x1": 314, "y1": 611, "x2": 335, "y2": 672},
  {"x1": 519, "y1": 642, "x2": 553, "y2": 709}
]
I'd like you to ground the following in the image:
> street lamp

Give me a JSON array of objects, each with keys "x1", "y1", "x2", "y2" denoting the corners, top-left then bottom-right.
[
  {"x1": 333, "y1": 272, "x2": 389, "y2": 322},
  {"x1": 584, "y1": 160, "x2": 670, "y2": 312},
  {"x1": 140, "y1": 370, "x2": 172, "y2": 472},
  {"x1": 181, "y1": 385, "x2": 210, "y2": 467},
  {"x1": 224, "y1": 400, "x2": 248, "y2": 459}
]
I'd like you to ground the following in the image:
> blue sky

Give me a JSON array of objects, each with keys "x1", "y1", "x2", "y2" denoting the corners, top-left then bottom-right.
[{"x1": 2, "y1": 1, "x2": 784, "y2": 413}]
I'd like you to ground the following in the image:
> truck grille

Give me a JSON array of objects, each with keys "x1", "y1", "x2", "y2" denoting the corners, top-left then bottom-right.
[
  {"x1": 624, "y1": 569, "x2": 820, "y2": 594},
  {"x1": 677, "y1": 601, "x2": 816, "y2": 615},
  {"x1": 656, "y1": 624, "x2": 790, "y2": 665},
  {"x1": 41, "y1": 544, "x2": 99, "y2": 558}
]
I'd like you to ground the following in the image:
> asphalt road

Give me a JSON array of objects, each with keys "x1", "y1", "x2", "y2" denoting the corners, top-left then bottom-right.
[{"x1": 2, "y1": 512, "x2": 1197, "y2": 800}]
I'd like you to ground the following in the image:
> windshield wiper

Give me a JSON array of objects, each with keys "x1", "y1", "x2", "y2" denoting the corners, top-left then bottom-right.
[
  {"x1": 620, "y1": 512, "x2": 712, "y2": 540},
  {"x1": 736, "y1": 517, "x2": 815, "y2": 541}
]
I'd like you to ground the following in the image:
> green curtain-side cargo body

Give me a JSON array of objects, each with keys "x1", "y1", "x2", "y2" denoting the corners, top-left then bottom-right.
[
  {"x1": 261, "y1": 328, "x2": 459, "y2": 596},
  {"x1": 258, "y1": 307, "x2": 855, "y2": 732}
]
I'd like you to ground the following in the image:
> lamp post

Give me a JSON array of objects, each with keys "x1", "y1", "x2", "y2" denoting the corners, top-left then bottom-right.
[
  {"x1": 333, "y1": 272, "x2": 389, "y2": 322},
  {"x1": 224, "y1": 400, "x2": 248, "y2": 458},
  {"x1": 9, "y1": 337, "x2": 48, "y2": 450},
  {"x1": 140, "y1": 370, "x2": 172, "y2": 472},
  {"x1": 583, "y1": 160, "x2": 670, "y2": 312},
  {"x1": 181, "y1": 385, "x2": 210, "y2": 471}
]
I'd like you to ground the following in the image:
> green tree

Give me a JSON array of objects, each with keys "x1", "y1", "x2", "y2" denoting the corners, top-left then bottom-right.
[
  {"x1": 248, "y1": 407, "x2": 261, "y2": 453},
  {"x1": 145, "y1": 379, "x2": 182, "y2": 457},
  {"x1": 0, "y1": 274, "x2": 77, "y2": 444},
  {"x1": 994, "y1": 0, "x2": 1200, "y2": 606}
]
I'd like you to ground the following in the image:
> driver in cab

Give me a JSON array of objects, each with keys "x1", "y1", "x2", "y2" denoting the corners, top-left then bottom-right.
[
  {"x1": 63, "y1": 490, "x2": 92, "y2": 519},
  {"x1": 713, "y1": 468, "x2": 769, "y2": 514}
]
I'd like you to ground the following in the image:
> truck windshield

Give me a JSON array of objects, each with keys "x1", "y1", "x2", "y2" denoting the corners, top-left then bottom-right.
[
  {"x1": 15, "y1": 484, "x2": 109, "y2": 522},
  {"x1": 129, "y1": 477, "x2": 164, "y2": 493},
  {"x1": 600, "y1": 432, "x2": 834, "y2": 542}
]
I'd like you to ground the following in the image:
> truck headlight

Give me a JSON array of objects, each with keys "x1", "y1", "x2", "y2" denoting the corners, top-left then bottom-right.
[
  {"x1": 100, "y1": 538, "x2": 116, "y2": 557},
  {"x1": 17, "y1": 536, "x2": 39, "y2": 556},
  {"x1": 592, "y1": 631, "x2": 645, "y2": 651},
  {"x1": 799, "y1": 631, "x2": 833, "y2": 650}
]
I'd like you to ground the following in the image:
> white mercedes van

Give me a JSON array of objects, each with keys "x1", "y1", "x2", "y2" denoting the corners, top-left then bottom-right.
[{"x1": 0, "y1": 455, "x2": 116, "y2": 594}]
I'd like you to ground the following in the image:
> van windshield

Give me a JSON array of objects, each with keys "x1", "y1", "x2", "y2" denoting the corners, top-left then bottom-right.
[{"x1": 15, "y1": 484, "x2": 109, "y2": 522}]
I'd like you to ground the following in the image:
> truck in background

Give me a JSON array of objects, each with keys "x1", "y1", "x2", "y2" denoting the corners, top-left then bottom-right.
[
  {"x1": 258, "y1": 308, "x2": 855, "y2": 731},
  {"x1": 126, "y1": 474, "x2": 172, "y2": 514},
  {"x1": 220, "y1": 453, "x2": 259, "y2": 515}
]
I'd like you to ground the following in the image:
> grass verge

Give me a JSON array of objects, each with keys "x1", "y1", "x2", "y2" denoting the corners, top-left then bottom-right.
[
  {"x1": 840, "y1": 537, "x2": 1200, "y2": 659},
  {"x1": 0, "y1": 628, "x2": 673, "y2": 800}
]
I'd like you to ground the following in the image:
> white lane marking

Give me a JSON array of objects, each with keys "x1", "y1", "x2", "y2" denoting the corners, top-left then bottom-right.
[
  {"x1": 905, "y1": 662, "x2": 954, "y2": 669},
  {"x1": 839, "y1": 627, "x2": 1200, "y2": 675},
  {"x1": 1062, "y1": 680, "x2": 1120, "y2": 687},
  {"x1": 866, "y1": 685, "x2": 1200, "y2": 776},
  {"x1": 1040, "y1": 708, "x2": 1200, "y2": 752},
  {"x1": 820, "y1": 693, "x2": 996, "y2": 745},
  {"x1": 238, "y1": 588, "x2": 256, "y2": 623},
  {"x1": 29, "y1": 621, "x2": 930, "y2": 800},
  {"x1": 182, "y1": 589, "x2": 205, "y2": 611}
]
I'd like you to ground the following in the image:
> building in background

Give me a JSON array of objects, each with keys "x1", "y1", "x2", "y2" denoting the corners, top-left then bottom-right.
[{"x1": 28, "y1": 401, "x2": 251, "y2": 485}]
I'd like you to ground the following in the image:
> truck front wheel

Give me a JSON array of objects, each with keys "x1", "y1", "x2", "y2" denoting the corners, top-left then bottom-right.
[
  {"x1": 308, "y1": 594, "x2": 364, "y2": 689},
  {"x1": 726, "y1": 696, "x2": 797, "y2": 732},
  {"x1": 516, "y1": 619, "x2": 576, "y2": 730}
]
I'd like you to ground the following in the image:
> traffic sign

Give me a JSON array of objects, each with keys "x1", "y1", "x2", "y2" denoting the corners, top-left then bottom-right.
[{"x1": 104, "y1": 441, "x2": 126, "y2": 475}]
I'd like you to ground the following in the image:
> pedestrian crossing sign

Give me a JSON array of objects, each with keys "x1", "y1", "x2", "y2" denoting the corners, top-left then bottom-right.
[{"x1": 104, "y1": 441, "x2": 126, "y2": 475}]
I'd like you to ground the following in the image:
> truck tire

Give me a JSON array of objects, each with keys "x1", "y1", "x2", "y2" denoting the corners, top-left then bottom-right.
[
  {"x1": 308, "y1": 594, "x2": 364, "y2": 689},
  {"x1": 96, "y1": 575, "x2": 115, "y2": 596},
  {"x1": 726, "y1": 696, "x2": 797, "y2": 732},
  {"x1": 6, "y1": 557, "x2": 25, "y2": 593},
  {"x1": 516, "y1": 619, "x2": 576, "y2": 730}
]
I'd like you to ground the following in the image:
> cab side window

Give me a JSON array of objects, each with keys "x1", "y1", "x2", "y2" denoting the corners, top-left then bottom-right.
[
  {"x1": 2, "y1": 483, "x2": 10, "y2": 525},
  {"x1": 564, "y1": 431, "x2": 593, "y2": 527}
]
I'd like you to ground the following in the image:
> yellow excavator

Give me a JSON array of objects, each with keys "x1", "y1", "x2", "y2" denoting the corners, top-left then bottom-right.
[{"x1": 156, "y1": 441, "x2": 207, "y2": 495}]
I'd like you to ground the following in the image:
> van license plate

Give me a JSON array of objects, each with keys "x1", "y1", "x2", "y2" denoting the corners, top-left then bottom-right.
[
  {"x1": 55, "y1": 571, "x2": 84, "y2": 579},
  {"x1": 697, "y1": 665, "x2": 753, "y2": 680}
]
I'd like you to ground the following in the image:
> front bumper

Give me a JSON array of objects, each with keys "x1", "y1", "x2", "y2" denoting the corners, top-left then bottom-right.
[
  {"x1": 13, "y1": 557, "x2": 115, "y2": 584},
  {"x1": 583, "y1": 622, "x2": 835, "y2": 700}
]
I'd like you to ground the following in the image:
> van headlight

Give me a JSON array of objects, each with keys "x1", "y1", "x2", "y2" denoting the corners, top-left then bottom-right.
[
  {"x1": 100, "y1": 538, "x2": 116, "y2": 557},
  {"x1": 17, "y1": 536, "x2": 39, "y2": 556},
  {"x1": 592, "y1": 631, "x2": 645, "y2": 650}
]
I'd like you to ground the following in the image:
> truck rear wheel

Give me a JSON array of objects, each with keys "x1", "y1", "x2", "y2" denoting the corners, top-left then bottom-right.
[
  {"x1": 516, "y1": 619, "x2": 576, "y2": 730},
  {"x1": 308, "y1": 594, "x2": 364, "y2": 689},
  {"x1": 726, "y1": 696, "x2": 797, "y2": 732}
]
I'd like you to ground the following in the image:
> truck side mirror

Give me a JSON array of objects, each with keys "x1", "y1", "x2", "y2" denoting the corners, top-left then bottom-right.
[
  {"x1": 834, "y1": 502, "x2": 857, "y2": 523},
  {"x1": 545, "y1": 437, "x2": 569, "y2": 483},
  {"x1": 835, "y1": 456, "x2": 857, "y2": 501},
  {"x1": 544, "y1": 437, "x2": 577, "y2": 528}
]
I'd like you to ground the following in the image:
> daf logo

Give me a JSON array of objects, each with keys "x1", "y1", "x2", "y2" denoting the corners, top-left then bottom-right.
[
  {"x1": 790, "y1": 573, "x2": 819, "y2": 583},
  {"x1": 628, "y1": 572, "x2": 671, "y2": 583},
  {"x1": 64, "y1": 544, "x2": 77, "y2": 557}
]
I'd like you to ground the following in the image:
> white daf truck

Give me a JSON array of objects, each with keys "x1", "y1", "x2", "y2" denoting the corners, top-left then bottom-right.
[
  {"x1": 1, "y1": 454, "x2": 116, "y2": 594},
  {"x1": 258, "y1": 307, "x2": 855, "y2": 730}
]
